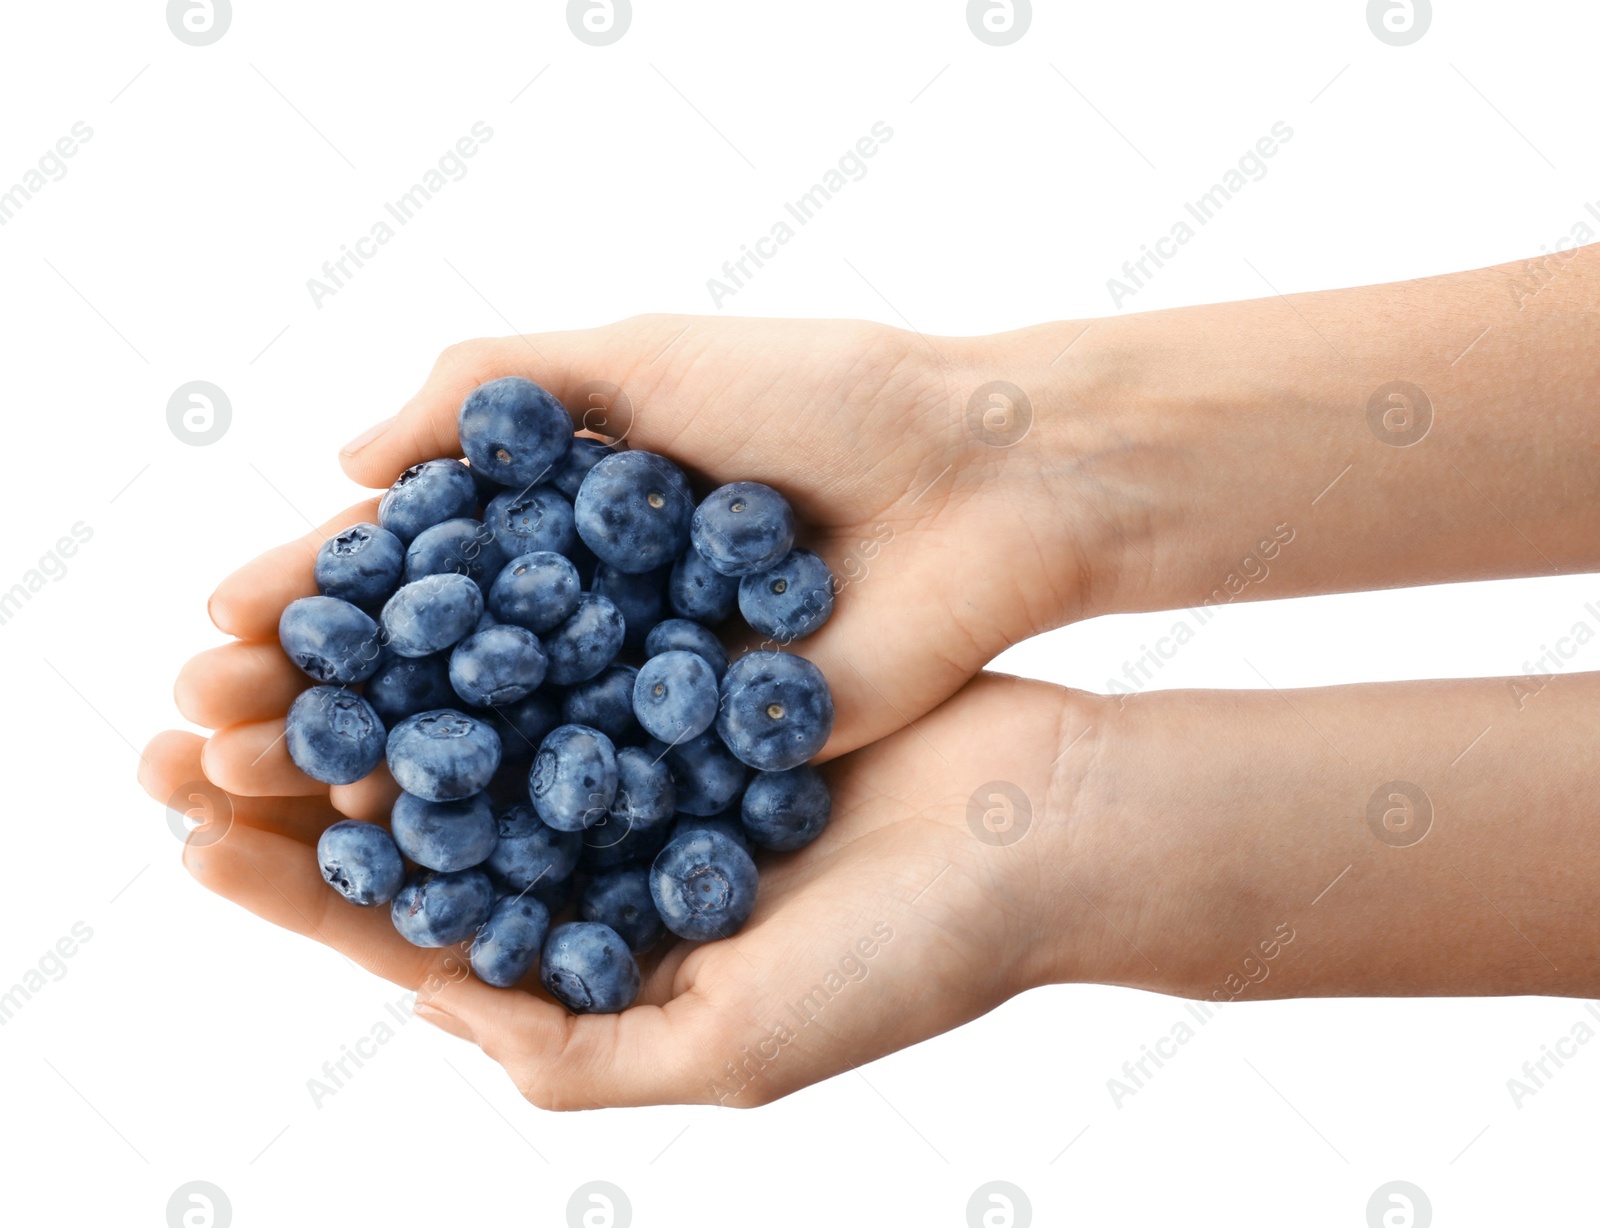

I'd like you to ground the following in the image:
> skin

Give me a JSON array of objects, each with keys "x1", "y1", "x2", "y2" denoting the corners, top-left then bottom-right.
[{"x1": 144, "y1": 244, "x2": 1600, "y2": 1108}]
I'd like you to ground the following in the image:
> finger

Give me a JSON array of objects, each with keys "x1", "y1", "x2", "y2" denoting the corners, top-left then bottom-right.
[
  {"x1": 183, "y1": 798, "x2": 738, "y2": 1109},
  {"x1": 418, "y1": 971, "x2": 737, "y2": 1111},
  {"x1": 183, "y1": 820, "x2": 461, "y2": 991},
  {"x1": 175, "y1": 642, "x2": 309, "y2": 730},
  {"x1": 329, "y1": 763, "x2": 402, "y2": 824},
  {"x1": 209, "y1": 498, "x2": 380, "y2": 641},
  {"x1": 138, "y1": 730, "x2": 341, "y2": 845},
  {"x1": 341, "y1": 319, "x2": 890, "y2": 495},
  {"x1": 339, "y1": 327, "x2": 662, "y2": 489},
  {"x1": 202, "y1": 720, "x2": 329, "y2": 797}
]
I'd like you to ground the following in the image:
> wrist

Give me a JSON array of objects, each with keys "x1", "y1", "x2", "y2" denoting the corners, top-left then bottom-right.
[
  {"x1": 1003, "y1": 684, "x2": 1199, "y2": 998},
  {"x1": 981, "y1": 259, "x2": 1600, "y2": 623},
  {"x1": 1024, "y1": 685, "x2": 1271, "y2": 1002},
  {"x1": 942, "y1": 321, "x2": 1160, "y2": 634}
]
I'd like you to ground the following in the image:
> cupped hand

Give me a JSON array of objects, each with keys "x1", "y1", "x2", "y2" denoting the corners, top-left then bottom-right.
[
  {"x1": 142, "y1": 674, "x2": 1094, "y2": 1108},
  {"x1": 307, "y1": 318, "x2": 1092, "y2": 756}
]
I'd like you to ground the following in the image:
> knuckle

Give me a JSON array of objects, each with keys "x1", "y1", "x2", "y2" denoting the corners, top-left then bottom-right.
[
  {"x1": 172, "y1": 658, "x2": 216, "y2": 727},
  {"x1": 199, "y1": 729, "x2": 260, "y2": 794},
  {"x1": 435, "y1": 337, "x2": 498, "y2": 374},
  {"x1": 620, "y1": 311, "x2": 673, "y2": 332},
  {"x1": 508, "y1": 1062, "x2": 571, "y2": 1112}
]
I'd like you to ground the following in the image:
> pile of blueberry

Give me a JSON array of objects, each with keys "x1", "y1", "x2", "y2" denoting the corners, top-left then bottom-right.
[{"x1": 284, "y1": 378, "x2": 836, "y2": 1014}]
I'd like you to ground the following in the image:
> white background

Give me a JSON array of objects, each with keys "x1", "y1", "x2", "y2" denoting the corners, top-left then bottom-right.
[{"x1": 1, "y1": 1, "x2": 1595, "y2": 1224}]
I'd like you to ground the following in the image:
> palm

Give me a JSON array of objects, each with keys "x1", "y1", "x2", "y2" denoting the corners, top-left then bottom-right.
[
  {"x1": 142, "y1": 674, "x2": 1070, "y2": 1107},
  {"x1": 337, "y1": 316, "x2": 1089, "y2": 758}
]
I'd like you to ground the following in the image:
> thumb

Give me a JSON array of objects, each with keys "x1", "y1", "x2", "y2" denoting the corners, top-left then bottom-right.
[{"x1": 338, "y1": 321, "x2": 669, "y2": 489}]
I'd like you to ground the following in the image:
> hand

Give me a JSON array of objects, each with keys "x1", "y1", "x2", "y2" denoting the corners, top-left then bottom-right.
[
  {"x1": 142, "y1": 675, "x2": 1102, "y2": 1109},
  {"x1": 328, "y1": 317, "x2": 1102, "y2": 758}
]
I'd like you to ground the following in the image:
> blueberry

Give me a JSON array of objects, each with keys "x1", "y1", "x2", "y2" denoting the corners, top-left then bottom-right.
[
  {"x1": 580, "y1": 810, "x2": 671, "y2": 873},
  {"x1": 690, "y1": 481, "x2": 796, "y2": 577},
  {"x1": 403, "y1": 518, "x2": 507, "y2": 592},
  {"x1": 581, "y1": 866, "x2": 665, "y2": 953},
  {"x1": 716, "y1": 651, "x2": 834, "y2": 771},
  {"x1": 390, "y1": 868, "x2": 496, "y2": 947},
  {"x1": 574, "y1": 450, "x2": 694, "y2": 574},
  {"x1": 569, "y1": 537, "x2": 601, "y2": 589},
  {"x1": 314, "y1": 523, "x2": 404, "y2": 611},
  {"x1": 663, "y1": 728, "x2": 746, "y2": 816},
  {"x1": 738, "y1": 548, "x2": 836, "y2": 643},
  {"x1": 391, "y1": 791, "x2": 499, "y2": 872},
  {"x1": 560, "y1": 665, "x2": 640, "y2": 743},
  {"x1": 317, "y1": 820, "x2": 404, "y2": 906},
  {"x1": 673, "y1": 814, "x2": 753, "y2": 855},
  {"x1": 530, "y1": 724, "x2": 618, "y2": 831},
  {"x1": 470, "y1": 895, "x2": 551, "y2": 987},
  {"x1": 541, "y1": 594, "x2": 625, "y2": 685},
  {"x1": 741, "y1": 765, "x2": 832, "y2": 851},
  {"x1": 668, "y1": 548, "x2": 739, "y2": 624},
  {"x1": 610, "y1": 745, "x2": 677, "y2": 830},
  {"x1": 530, "y1": 872, "x2": 576, "y2": 914},
  {"x1": 386, "y1": 709, "x2": 502, "y2": 802},
  {"x1": 486, "y1": 803, "x2": 582, "y2": 891},
  {"x1": 448, "y1": 625, "x2": 547, "y2": 707},
  {"x1": 279, "y1": 596, "x2": 382, "y2": 685},
  {"x1": 286, "y1": 687, "x2": 386, "y2": 784},
  {"x1": 365, "y1": 653, "x2": 456, "y2": 725},
  {"x1": 487, "y1": 551, "x2": 581, "y2": 634},
  {"x1": 551, "y1": 437, "x2": 614, "y2": 500},
  {"x1": 483, "y1": 486, "x2": 577, "y2": 558},
  {"x1": 644, "y1": 618, "x2": 728, "y2": 680},
  {"x1": 650, "y1": 827, "x2": 759, "y2": 941},
  {"x1": 458, "y1": 376, "x2": 573, "y2": 488},
  {"x1": 632, "y1": 650, "x2": 719, "y2": 744},
  {"x1": 475, "y1": 607, "x2": 498, "y2": 632},
  {"x1": 379, "y1": 459, "x2": 478, "y2": 544},
  {"x1": 380, "y1": 573, "x2": 483, "y2": 658},
  {"x1": 540, "y1": 921, "x2": 641, "y2": 1013},
  {"x1": 480, "y1": 691, "x2": 563, "y2": 764},
  {"x1": 578, "y1": 745, "x2": 676, "y2": 871},
  {"x1": 467, "y1": 461, "x2": 505, "y2": 507},
  {"x1": 592, "y1": 562, "x2": 666, "y2": 650}
]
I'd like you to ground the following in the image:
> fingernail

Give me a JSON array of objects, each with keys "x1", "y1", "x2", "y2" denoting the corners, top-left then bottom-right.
[
  {"x1": 342, "y1": 415, "x2": 395, "y2": 456},
  {"x1": 206, "y1": 592, "x2": 218, "y2": 629},
  {"x1": 415, "y1": 1001, "x2": 477, "y2": 1044}
]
